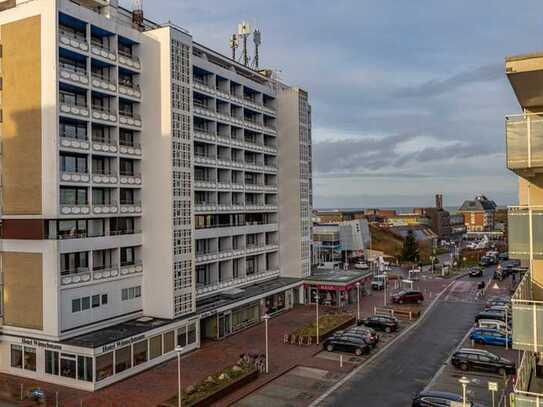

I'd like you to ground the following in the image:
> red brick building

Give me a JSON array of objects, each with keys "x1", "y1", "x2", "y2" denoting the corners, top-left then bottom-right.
[{"x1": 458, "y1": 195, "x2": 497, "y2": 232}]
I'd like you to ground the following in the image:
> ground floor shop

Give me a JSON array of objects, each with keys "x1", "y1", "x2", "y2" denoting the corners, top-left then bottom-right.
[
  {"x1": 303, "y1": 270, "x2": 372, "y2": 307},
  {"x1": 0, "y1": 316, "x2": 199, "y2": 391}
]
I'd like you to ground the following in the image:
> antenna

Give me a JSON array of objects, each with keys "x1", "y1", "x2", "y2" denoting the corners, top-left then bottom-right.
[
  {"x1": 238, "y1": 21, "x2": 251, "y2": 66},
  {"x1": 229, "y1": 33, "x2": 239, "y2": 60},
  {"x1": 253, "y1": 29, "x2": 261, "y2": 69},
  {"x1": 132, "y1": 0, "x2": 144, "y2": 30}
]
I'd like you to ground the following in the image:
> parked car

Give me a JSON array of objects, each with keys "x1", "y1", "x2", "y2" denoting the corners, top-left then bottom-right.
[
  {"x1": 487, "y1": 305, "x2": 511, "y2": 314},
  {"x1": 468, "y1": 267, "x2": 483, "y2": 277},
  {"x1": 354, "y1": 261, "x2": 369, "y2": 270},
  {"x1": 412, "y1": 390, "x2": 482, "y2": 407},
  {"x1": 392, "y1": 290, "x2": 424, "y2": 304},
  {"x1": 485, "y1": 299, "x2": 510, "y2": 309},
  {"x1": 344, "y1": 326, "x2": 380, "y2": 344},
  {"x1": 322, "y1": 335, "x2": 370, "y2": 356},
  {"x1": 470, "y1": 328, "x2": 512, "y2": 347},
  {"x1": 359, "y1": 315, "x2": 399, "y2": 333},
  {"x1": 331, "y1": 330, "x2": 377, "y2": 349},
  {"x1": 478, "y1": 319, "x2": 510, "y2": 334},
  {"x1": 451, "y1": 348, "x2": 515, "y2": 375},
  {"x1": 371, "y1": 275, "x2": 385, "y2": 290},
  {"x1": 475, "y1": 310, "x2": 507, "y2": 323},
  {"x1": 479, "y1": 256, "x2": 492, "y2": 267},
  {"x1": 498, "y1": 252, "x2": 509, "y2": 261}
]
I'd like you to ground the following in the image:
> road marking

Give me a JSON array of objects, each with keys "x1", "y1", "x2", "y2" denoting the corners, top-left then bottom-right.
[{"x1": 308, "y1": 275, "x2": 465, "y2": 407}]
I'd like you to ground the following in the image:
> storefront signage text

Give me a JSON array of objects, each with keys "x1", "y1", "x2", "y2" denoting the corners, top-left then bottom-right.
[
  {"x1": 22, "y1": 338, "x2": 62, "y2": 351},
  {"x1": 101, "y1": 334, "x2": 146, "y2": 353}
]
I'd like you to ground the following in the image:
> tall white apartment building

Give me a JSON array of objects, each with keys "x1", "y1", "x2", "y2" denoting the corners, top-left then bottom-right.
[{"x1": 0, "y1": 0, "x2": 311, "y2": 390}]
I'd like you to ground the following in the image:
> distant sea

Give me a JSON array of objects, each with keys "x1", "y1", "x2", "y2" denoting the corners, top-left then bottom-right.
[{"x1": 316, "y1": 206, "x2": 507, "y2": 215}]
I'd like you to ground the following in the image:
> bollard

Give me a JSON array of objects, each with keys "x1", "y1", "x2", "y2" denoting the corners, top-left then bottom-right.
[
  {"x1": 20, "y1": 384, "x2": 23, "y2": 401},
  {"x1": 56, "y1": 391, "x2": 59, "y2": 407},
  {"x1": 340, "y1": 355, "x2": 343, "y2": 368}
]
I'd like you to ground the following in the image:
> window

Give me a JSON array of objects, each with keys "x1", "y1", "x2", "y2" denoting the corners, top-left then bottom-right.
[
  {"x1": 60, "y1": 353, "x2": 76, "y2": 379},
  {"x1": 60, "y1": 153, "x2": 88, "y2": 173},
  {"x1": 121, "y1": 247, "x2": 135, "y2": 266},
  {"x1": 60, "y1": 187, "x2": 88, "y2": 206},
  {"x1": 101, "y1": 294, "x2": 108, "y2": 305},
  {"x1": 122, "y1": 286, "x2": 141, "y2": 301},
  {"x1": 82, "y1": 297, "x2": 90, "y2": 311},
  {"x1": 133, "y1": 340, "x2": 147, "y2": 366},
  {"x1": 10, "y1": 345, "x2": 22, "y2": 368},
  {"x1": 58, "y1": 219, "x2": 87, "y2": 239},
  {"x1": 149, "y1": 335, "x2": 162, "y2": 360},
  {"x1": 72, "y1": 298, "x2": 81, "y2": 313},
  {"x1": 92, "y1": 295, "x2": 100, "y2": 308},
  {"x1": 115, "y1": 346, "x2": 131, "y2": 374},
  {"x1": 24, "y1": 347, "x2": 37, "y2": 371},
  {"x1": 77, "y1": 356, "x2": 93, "y2": 382},
  {"x1": 164, "y1": 331, "x2": 175, "y2": 353},
  {"x1": 95, "y1": 352, "x2": 113, "y2": 381},
  {"x1": 60, "y1": 120, "x2": 87, "y2": 140},
  {"x1": 61, "y1": 252, "x2": 89, "y2": 275},
  {"x1": 45, "y1": 350, "x2": 59, "y2": 376},
  {"x1": 187, "y1": 324, "x2": 196, "y2": 345},
  {"x1": 177, "y1": 326, "x2": 187, "y2": 347}
]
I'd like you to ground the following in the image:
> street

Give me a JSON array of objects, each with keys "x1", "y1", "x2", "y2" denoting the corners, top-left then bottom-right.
[{"x1": 317, "y1": 269, "x2": 503, "y2": 407}]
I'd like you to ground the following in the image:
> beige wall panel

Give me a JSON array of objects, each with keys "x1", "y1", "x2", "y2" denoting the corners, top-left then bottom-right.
[
  {"x1": 1, "y1": 16, "x2": 42, "y2": 215},
  {"x1": 2, "y1": 252, "x2": 43, "y2": 330}
]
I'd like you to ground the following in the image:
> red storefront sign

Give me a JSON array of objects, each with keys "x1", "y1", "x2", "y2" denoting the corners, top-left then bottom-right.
[{"x1": 304, "y1": 274, "x2": 371, "y2": 292}]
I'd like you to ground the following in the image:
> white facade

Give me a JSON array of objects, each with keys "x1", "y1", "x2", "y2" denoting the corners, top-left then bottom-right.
[{"x1": 0, "y1": 0, "x2": 311, "y2": 390}]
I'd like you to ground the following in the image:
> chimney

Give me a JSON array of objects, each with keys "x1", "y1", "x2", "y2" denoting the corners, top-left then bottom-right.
[
  {"x1": 435, "y1": 194, "x2": 443, "y2": 210},
  {"x1": 132, "y1": 0, "x2": 144, "y2": 30}
]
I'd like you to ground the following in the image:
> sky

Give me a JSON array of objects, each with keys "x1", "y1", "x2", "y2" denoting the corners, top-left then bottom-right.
[{"x1": 122, "y1": 0, "x2": 543, "y2": 209}]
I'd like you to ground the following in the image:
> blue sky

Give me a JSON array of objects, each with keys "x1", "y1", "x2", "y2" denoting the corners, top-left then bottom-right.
[{"x1": 125, "y1": 0, "x2": 543, "y2": 208}]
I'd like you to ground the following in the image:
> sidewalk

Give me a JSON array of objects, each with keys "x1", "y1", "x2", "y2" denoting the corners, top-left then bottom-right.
[{"x1": 0, "y1": 276, "x2": 453, "y2": 407}]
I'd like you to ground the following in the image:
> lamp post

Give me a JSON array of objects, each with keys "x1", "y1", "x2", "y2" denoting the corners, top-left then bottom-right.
[
  {"x1": 315, "y1": 291, "x2": 320, "y2": 345},
  {"x1": 263, "y1": 314, "x2": 270, "y2": 373},
  {"x1": 459, "y1": 376, "x2": 470, "y2": 407},
  {"x1": 175, "y1": 345, "x2": 185, "y2": 407},
  {"x1": 355, "y1": 282, "x2": 361, "y2": 322},
  {"x1": 383, "y1": 272, "x2": 388, "y2": 306}
]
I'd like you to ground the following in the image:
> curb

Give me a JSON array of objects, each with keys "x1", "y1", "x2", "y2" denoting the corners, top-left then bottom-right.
[{"x1": 308, "y1": 274, "x2": 466, "y2": 406}]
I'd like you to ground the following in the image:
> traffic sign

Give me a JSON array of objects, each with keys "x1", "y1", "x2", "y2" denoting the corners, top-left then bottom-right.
[{"x1": 488, "y1": 381, "x2": 498, "y2": 391}]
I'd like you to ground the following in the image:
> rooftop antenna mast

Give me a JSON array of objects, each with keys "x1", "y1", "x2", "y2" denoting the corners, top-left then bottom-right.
[
  {"x1": 238, "y1": 21, "x2": 251, "y2": 66},
  {"x1": 253, "y1": 29, "x2": 261, "y2": 69},
  {"x1": 132, "y1": 0, "x2": 144, "y2": 30},
  {"x1": 229, "y1": 33, "x2": 239, "y2": 60}
]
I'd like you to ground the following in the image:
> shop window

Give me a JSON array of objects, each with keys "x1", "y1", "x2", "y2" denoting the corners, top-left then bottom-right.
[
  {"x1": 10, "y1": 345, "x2": 22, "y2": 369},
  {"x1": 187, "y1": 324, "x2": 196, "y2": 345},
  {"x1": 133, "y1": 340, "x2": 147, "y2": 366},
  {"x1": 60, "y1": 353, "x2": 76, "y2": 379},
  {"x1": 164, "y1": 331, "x2": 175, "y2": 353},
  {"x1": 45, "y1": 350, "x2": 59, "y2": 376},
  {"x1": 77, "y1": 356, "x2": 93, "y2": 382},
  {"x1": 115, "y1": 346, "x2": 131, "y2": 374},
  {"x1": 149, "y1": 335, "x2": 162, "y2": 360},
  {"x1": 177, "y1": 326, "x2": 187, "y2": 347},
  {"x1": 24, "y1": 347, "x2": 36, "y2": 371},
  {"x1": 96, "y1": 352, "x2": 113, "y2": 381}
]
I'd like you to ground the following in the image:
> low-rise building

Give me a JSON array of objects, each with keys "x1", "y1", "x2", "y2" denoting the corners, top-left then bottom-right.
[{"x1": 459, "y1": 195, "x2": 497, "y2": 232}]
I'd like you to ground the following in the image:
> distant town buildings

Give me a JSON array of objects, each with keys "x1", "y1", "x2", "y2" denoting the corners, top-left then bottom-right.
[{"x1": 458, "y1": 195, "x2": 497, "y2": 232}]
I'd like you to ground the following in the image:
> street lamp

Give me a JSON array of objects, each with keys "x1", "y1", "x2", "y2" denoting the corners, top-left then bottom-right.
[
  {"x1": 355, "y1": 282, "x2": 361, "y2": 322},
  {"x1": 262, "y1": 314, "x2": 270, "y2": 373},
  {"x1": 383, "y1": 272, "x2": 388, "y2": 306},
  {"x1": 175, "y1": 345, "x2": 184, "y2": 407},
  {"x1": 459, "y1": 376, "x2": 470, "y2": 407},
  {"x1": 315, "y1": 292, "x2": 320, "y2": 345}
]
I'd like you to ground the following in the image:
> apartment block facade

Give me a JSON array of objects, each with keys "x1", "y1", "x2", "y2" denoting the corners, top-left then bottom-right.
[
  {"x1": 506, "y1": 52, "x2": 543, "y2": 405},
  {"x1": 0, "y1": 0, "x2": 311, "y2": 390}
]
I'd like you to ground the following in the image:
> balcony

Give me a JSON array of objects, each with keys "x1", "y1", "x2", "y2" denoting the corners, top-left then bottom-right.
[
  {"x1": 60, "y1": 171, "x2": 90, "y2": 184},
  {"x1": 59, "y1": 134, "x2": 90, "y2": 151},
  {"x1": 120, "y1": 260, "x2": 143, "y2": 277},
  {"x1": 506, "y1": 114, "x2": 543, "y2": 176},
  {"x1": 118, "y1": 82, "x2": 141, "y2": 99},
  {"x1": 60, "y1": 268, "x2": 91, "y2": 286},
  {"x1": 60, "y1": 203, "x2": 91, "y2": 216},
  {"x1": 196, "y1": 268, "x2": 280, "y2": 296},
  {"x1": 119, "y1": 172, "x2": 142, "y2": 186},
  {"x1": 91, "y1": 74, "x2": 117, "y2": 93},
  {"x1": 512, "y1": 269, "x2": 543, "y2": 352},
  {"x1": 90, "y1": 43, "x2": 116, "y2": 63},
  {"x1": 194, "y1": 201, "x2": 218, "y2": 213},
  {"x1": 508, "y1": 206, "x2": 543, "y2": 260},
  {"x1": 506, "y1": 53, "x2": 543, "y2": 109},
  {"x1": 119, "y1": 111, "x2": 142, "y2": 128},
  {"x1": 194, "y1": 154, "x2": 217, "y2": 166},
  {"x1": 119, "y1": 141, "x2": 142, "y2": 157},
  {"x1": 92, "y1": 135, "x2": 118, "y2": 154},
  {"x1": 194, "y1": 129, "x2": 217, "y2": 143},
  {"x1": 60, "y1": 102, "x2": 89, "y2": 119},
  {"x1": 92, "y1": 170, "x2": 118, "y2": 185},
  {"x1": 92, "y1": 202, "x2": 118, "y2": 215},
  {"x1": 511, "y1": 351, "x2": 543, "y2": 407},
  {"x1": 120, "y1": 201, "x2": 142, "y2": 215},
  {"x1": 118, "y1": 50, "x2": 141, "y2": 71},
  {"x1": 91, "y1": 105, "x2": 117, "y2": 123},
  {"x1": 59, "y1": 63, "x2": 89, "y2": 87},
  {"x1": 58, "y1": 28, "x2": 88, "y2": 53}
]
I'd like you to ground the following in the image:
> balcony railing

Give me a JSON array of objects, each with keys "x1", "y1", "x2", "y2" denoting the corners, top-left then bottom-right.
[
  {"x1": 118, "y1": 50, "x2": 141, "y2": 70},
  {"x1": 507, "y1": 113, "x2": 543, "y2": 173},
  {"x1": 509, "y1": 206, "x2": 543, "y2": 260},
  {"x1": 119, "y1": 111, "x2": 142, "y2": 127},
  {"x1": 512, "y1": 268, "x2": 543, "y2": 353},
  {"x1": 512, "y1": 351, "x2": 543, "y2": 407}
]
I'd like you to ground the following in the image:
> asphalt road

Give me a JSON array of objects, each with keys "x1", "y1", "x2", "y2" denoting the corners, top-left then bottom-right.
[{"x1": 319, "y1": 273, "x2": 491, "y2": 407}]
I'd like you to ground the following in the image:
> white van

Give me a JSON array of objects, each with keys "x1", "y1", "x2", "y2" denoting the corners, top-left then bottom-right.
[{"x1": 478, "y1": 319, "x2": 510, "y2": 334}]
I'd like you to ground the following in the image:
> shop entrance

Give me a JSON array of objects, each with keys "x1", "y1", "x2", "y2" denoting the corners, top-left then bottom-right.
[{"x1": 218, "y1": 312, "x2": 232, "y2": 338}]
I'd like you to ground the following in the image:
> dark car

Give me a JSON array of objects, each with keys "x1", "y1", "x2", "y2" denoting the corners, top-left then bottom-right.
[
  {"x1": 468, "y1": 267, "x2": 483, "y2": 277},
  {"x1": 322, "y1": 335, "x2": 370, "y2": 356},
  {"x1": 412, "y1": 390, "x2": 482, "y2": 407},
  {"x1": 485, "y1": 299, "x2": 510, "y2": 309},
  {"x1": 475, "y1": 310, "x2": 507, "y2": 323},
  {"x1": 498, "y1": 252, "x2": 509, "y2": 261},
  {"x1": 451, "y1": 348, "x2": 515, "y2": 375},
  {"x1": 331, "y1": 331, "x2": 376, "y2": 349},
  {"x1": 342, "y1": 326, "x2": 380, "y2": 346},
  {"x1": 392, "y1": 290, "x2": 424, "y2": 304},
  {"x1": 479, "y1": 256, "x2": 492, "y2": 267},
  {"x1": 359, "y1": 315, "x2": 399, "y2": 333}
]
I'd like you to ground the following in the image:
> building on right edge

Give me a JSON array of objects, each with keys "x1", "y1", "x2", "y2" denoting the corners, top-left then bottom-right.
[{"x1": 505, "y1": 52, "x2": 543, "y2": 404}]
